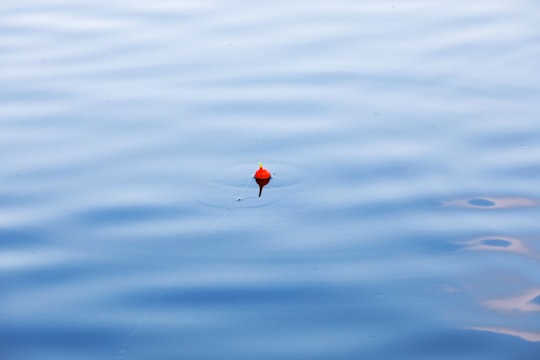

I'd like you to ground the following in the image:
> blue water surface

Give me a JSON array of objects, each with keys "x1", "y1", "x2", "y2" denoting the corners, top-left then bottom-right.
[{"x1": 2, "y1": 0, "x2": 540, "y2": 359}]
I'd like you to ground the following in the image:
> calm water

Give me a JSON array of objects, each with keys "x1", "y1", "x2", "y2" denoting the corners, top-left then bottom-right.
[{"x1": 2, "y1": 0, "x2": 540, "y2": 359}]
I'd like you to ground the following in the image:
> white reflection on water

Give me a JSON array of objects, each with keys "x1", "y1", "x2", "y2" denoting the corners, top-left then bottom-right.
[
  {"x1": 470, "y1": 327, "x2": 540, "y2": 342},
  {"x1": 483, "y1": 287, "x2": 540, "y2": 313},
  {"x1": 443, "y1": 196, "x2": 540, "y2": 209},
  {"x1": 469, "y1": 287, "x2": 540, "y2": 343},
  {"x1": 457, "y1": 235, "x2": 540, "y2": 260}
]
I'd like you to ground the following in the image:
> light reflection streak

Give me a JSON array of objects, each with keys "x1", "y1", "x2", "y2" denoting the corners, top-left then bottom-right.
[
  {"x1": 469, "y1": 326, "x2": 540, "y2": 342},
  {"x1": 469, "y1": 288, "x2": 540, "y2": 343},
  {"x1": 483, "y1": 287, "x2": 540, "y2": 313},
  {"x1": 442, "y1": 196, "x2": 539, "y2": 209},
  {"x1": 457, "y1": 235, "x2": 540, "y2": 260},
  {"x1": 459, "y1": 237, "x2": 540, "y2": 341}
]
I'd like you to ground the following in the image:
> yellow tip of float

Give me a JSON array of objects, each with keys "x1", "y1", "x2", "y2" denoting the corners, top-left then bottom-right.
[{"x1": 259, "y1": 162, "x2": 263, "y2": 168}]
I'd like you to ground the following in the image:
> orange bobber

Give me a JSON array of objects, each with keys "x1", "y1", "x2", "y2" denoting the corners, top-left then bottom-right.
[
  {"x1": 254, "y1": 162, "x2": 271, "y2": 180},
  {"x1": 254, "y1": 162, "x2": 271, "y2": 197}
]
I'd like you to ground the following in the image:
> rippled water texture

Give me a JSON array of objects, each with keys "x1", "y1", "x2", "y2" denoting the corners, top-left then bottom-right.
[{"x1": 2, "y1": 0, "x2": 540, "y2": 359}]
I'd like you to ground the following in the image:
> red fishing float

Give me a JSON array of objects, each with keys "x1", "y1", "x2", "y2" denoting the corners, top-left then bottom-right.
[
  {"x1": 254, "y1": 162, "x2": 271, "y2": 197},
  {"x1": 254, "y1": 162, "x2": 271, "y2": 180}
]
